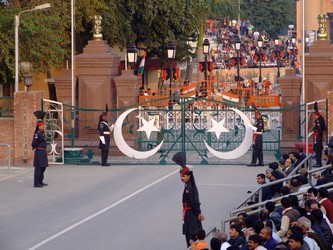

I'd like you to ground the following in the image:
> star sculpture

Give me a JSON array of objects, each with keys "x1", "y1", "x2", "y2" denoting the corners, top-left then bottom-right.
[
  {"x1": 207, "y1": 118, "x2": 229, "y2": 139},
  {"x1": 137, "y1": 117, "x2": 160, "y2": 139}
]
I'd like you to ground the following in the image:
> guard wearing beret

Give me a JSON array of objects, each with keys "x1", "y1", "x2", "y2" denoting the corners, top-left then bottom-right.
[
  {"x1": 172, "y1": 152, "x2": 205, "y2": 247},
  {"x1": 32, "y1": 111, "x2": 48, "y2": 188},
  {"x1": 313, "y1": 102, "x2": 327, "y2": 167},
  {"x1": 247, "y1": 110, "x2": 264, "y2": 167},
  {"x1": 98, "y1": 112, "x2": 114, "y2": 166}
]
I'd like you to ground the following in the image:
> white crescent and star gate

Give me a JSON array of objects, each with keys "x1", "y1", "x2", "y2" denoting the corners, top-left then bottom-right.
[{"x1": 43, "y1": 97, "x2": 282, "y2": 165}]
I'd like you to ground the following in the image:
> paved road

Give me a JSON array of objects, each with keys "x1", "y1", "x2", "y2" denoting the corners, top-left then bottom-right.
[{"x1": 0, "y1": 164, "x2": 262, "y2": 250}]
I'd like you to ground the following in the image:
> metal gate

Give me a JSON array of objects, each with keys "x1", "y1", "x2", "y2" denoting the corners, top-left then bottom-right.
[{"x1": 135, "y1": 96, "x2": 282, "y2": 165}]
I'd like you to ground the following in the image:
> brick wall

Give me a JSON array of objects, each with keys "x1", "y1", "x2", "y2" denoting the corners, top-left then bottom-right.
[
  {"x1": 0, "y1": 118, "x2": 14, "y2": 166},
  {"x1": 14, "y1": 91, "x2": 46, "y2": 166}
]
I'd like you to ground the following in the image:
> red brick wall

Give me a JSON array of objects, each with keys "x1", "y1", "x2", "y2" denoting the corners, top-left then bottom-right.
[
  {"x1": 14, "y1": 91, "x2": 46, "y2": 166},
  {"x1": 0, "y1": 118, "x2": 14, "y2": 166}
]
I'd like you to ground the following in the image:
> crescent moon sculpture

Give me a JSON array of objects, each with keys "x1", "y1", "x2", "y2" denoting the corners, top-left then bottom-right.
[
  {"x1": 113, "y1": 108, "x2": 164, "y2": 159},
  {"x1": 204, "y1": 108, "x2": 256, "y2": 160}
]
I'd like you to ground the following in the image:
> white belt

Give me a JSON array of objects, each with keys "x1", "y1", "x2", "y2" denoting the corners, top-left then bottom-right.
[
  {"x1": 254, "y1": 132, "x2": 263, "y2": 135},
  {"x1": 103, "y1": 131, "x2": 111, "y2": 135}
]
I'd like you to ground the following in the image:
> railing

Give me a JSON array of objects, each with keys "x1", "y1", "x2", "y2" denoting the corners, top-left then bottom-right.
[
  {"x1": 0, "y1": 144, "x2": 11, "y2": 175},
  {"x1": 222, "y1": 162, "x2": 333, "y2": 232}
]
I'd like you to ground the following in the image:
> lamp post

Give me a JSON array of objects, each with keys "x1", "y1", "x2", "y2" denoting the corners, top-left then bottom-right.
[
  {"x1": 257, "y1": 37, "x2": 263, "y2": 83},
  {"x1": 291, "y1": 35, "x2": 296, "y2": 68},
  {"x1": 203, "y1": 38, "x2": 210, "y2": 81},
  {"x1": 305, "y1": 35, "x2": 309, "y2": 53},
  {"x1": 15, "y1": 3, "x2": 51, "y2": 92},
  {"x1": 126, "y1": 43, "x2": 137, "y2": 69},
  {"x1": 167, "y1": 41, "x2": 176, "y2": 97},
  {"x1": 235, "y1": 36, "x2": 241, "y2": 85},
  {"x1": 274, "y1": 37, "x2": 281, "y2": 82}
]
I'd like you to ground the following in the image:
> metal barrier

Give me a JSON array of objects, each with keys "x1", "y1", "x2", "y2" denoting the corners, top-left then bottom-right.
[{"x1": 0, "y1": 144, "x2": 11, "y2": 175}]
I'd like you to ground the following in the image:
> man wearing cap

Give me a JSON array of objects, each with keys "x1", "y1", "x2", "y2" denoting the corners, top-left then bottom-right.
[
  {"x1": 98, "y1": 112, "x2": 114, "y2": 167},
  {"x1": 313, "y1": 110, "x2": 327, "y2": 167},
  {"x1": 172, "y1": 152, "x2": 205, "y2": 247},
  {"x1": 248, "y1": 110, "x2": 264, "y2": 166},
  {"x1": 31, "y1": 114, "x2": 48, "y2": 188}
]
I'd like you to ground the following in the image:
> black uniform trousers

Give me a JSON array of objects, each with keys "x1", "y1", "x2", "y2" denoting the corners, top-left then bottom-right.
[
  {"x1": 251, "y1": 134, "x2": 263, "y2": 165},
  {"x1": 101, "y1": 149, "x2": 109, "y2": 166}
]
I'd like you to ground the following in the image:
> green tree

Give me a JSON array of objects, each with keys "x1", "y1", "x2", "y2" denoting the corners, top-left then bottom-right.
[{"x1": 241, "y1": 0, "x2": 295, "y2": 38}]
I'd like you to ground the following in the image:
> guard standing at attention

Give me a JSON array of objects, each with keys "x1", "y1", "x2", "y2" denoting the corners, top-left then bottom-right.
[
  {"x1": 32, "y1": 111, "x2": 48, "y2": 188},
  {"x1": 172, "y1": 152, "x2": 205, "y2": 248},
  {"x1": 248, "y1": 104, "x2": 264, "y2": 167},
  {"x1": 313, "y1": 102, "x2": 327, "y2": 167},
  {"x1": 98, "y1": 111, "x2": 114, "y2": 166}
]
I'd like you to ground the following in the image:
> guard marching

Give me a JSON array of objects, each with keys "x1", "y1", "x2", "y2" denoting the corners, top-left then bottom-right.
[
  {"x1": 172, "y1": 152, "x2": 205, "y2": 247},
  {"x1": 32, "y1": 111, "x2": 48, "y2": 188}
]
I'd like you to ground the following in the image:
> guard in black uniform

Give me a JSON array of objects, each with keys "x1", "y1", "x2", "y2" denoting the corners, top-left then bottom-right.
[
  {"x1": 98, "y1": 112, "x2": 114, "y2": 166},
  {"x1": 32, "y1": 111, "x2": 48, "y2": 188},
  {"x1": 172, "y1": 152, "x2": 205, "y2": 248},
  {"x1": 247, "y1": 110, "x2": 264, "y2": 166},
  {"x1": 313, "y1": 102, "x2": 327, "y2": 167}
]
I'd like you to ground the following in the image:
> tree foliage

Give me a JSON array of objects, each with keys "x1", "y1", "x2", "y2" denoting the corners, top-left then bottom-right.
[{"x1": 241, "y1": 0, "x2": 295, "y2": 38}]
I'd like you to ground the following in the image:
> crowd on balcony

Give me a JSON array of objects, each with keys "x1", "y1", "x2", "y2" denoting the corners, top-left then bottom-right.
[{"x1": 205, "y1": 19, "x2": 300, "y2": 72}]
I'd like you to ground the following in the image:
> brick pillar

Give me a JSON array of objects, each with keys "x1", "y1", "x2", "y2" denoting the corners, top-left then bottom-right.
[
  {"x1": 76, "y1": 40, "x2": 121, "y2": 139},
  {"x1": 114, "y1": 70, "x2": 140, "y2": 154},
  {"x1": 14, "y1": 91, "x2": 46, "y2": 166},
  {"x1": 328, "y1": 91, "x2": 333, "y2": 137},
  {"x1": 54, "y1": 69, "x2": 72, "y2": 136},
  {"x1": 279, "y1": 68, "x2": 302, "y2": 151}
]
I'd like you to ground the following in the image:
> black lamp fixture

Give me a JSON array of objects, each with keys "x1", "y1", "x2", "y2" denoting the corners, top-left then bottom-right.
[
  {"x1": 127, "y1": 43, "x2": 137, "y2": 69},
  {"x1": 203, "y1": 39, "x2": 210, "y2": 81},
  {"x1": 167, "y1": 41, "x2": 176, "y2": 96},
  {"x1": 305, "y1": 35, "x2": 309, "y2": 53},
  {"x1": 257, "y1": 37, "x2": 263, "y2": 82}
]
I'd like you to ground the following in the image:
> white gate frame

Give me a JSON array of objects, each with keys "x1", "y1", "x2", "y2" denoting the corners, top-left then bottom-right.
[{"x1": 42, "y1": 99, "x2": 64, "y2": 164}]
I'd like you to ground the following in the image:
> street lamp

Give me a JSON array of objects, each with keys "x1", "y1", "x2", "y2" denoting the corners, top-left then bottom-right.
[
  {"x1": 203, "y1": 38, "x2": 210, "y2": 81},
  {"x1": 305, "y1": 35, "x2": 309, "y2": 53},
  {"x1": 15, "y1": 3, "x2": 51, "y2": 92},
  {"x1": 291, "y1": 34, "x2": 296, "y2": 67},
  {"x1": 235, "y1": 36, "x2": 241, "y2": 85},
  {"x1": 257, "y1": 37, "x2": 263, "y2": 83},
  {"x1": 274, "y1": 37, "x2": 281, "y2": 81},
  {"x1": 126, "y1": 43, "x2": 137, "y2": 69},
  {"x1": 167, "y1": 41, "x2": 176, "y2": 96}
]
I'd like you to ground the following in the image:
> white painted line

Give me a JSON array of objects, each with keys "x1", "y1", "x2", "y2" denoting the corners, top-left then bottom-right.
[{"x1": 29, "y1": 169, "x2": 179, "y2": 250}]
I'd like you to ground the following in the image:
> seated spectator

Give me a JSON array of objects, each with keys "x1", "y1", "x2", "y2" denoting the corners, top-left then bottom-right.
[
  {"x1": 270, "y1": 170, "x2": 284, "y2": 197},
  {"x1": 265, "y1": 201, "x2": 281, "y2": 231},
  {"x1": 289, "y1": 195, "x2": 306, "y2": 217},
  {"x1": 227, "y1": 224, "x2": 246, "y2": 248},
  {"x1": 297, "y1": 216, "x2": 323, "y2": 250},
  {"x1": 289, "y1": 151, "x2": 302, "y2": 170},
  {"x1": 244, "y1": 215, "x2": 257, "y2": 240},
  {"x1": 255, "y1": 173, "x2": 272, "y2": 203},
  {"x1": 210, "y1": 237, "x2": 222, "y2": 250},
  {"x1": 247, "y1": 234, "x2": 266, "y2": 250},
  {"x1": 263, "y1": 219, "x2": 282, "y2": 243},
  {"x1": 277, "y1": 197, "x2": 300, "y2": 241},
  {"x1": 289, "y1": 177, "x2": 301, "y2": 193},
  {"x1": 310, "y1": 208, "x2": 333, "y2": 247},
  {"x1": 288, "y1": 233, "x2": 308, "y2": 250},
  {"x1": 259, "y1": 226, "x2": 279, "y2": 250},
  {"x1": 317, "y1": 187, "x2": 333, "y2": 224},
  {"x1": 283, "y1": 158, "x2": 294, "y2": 176},
  {"x1": 280, "y1": 186, "x2": 291, "y2": 196},
  {"x1": 189, "y1": 229, "x2": 208, "y2": 250},
  {"x1": 217, "y1": 231, "x2": 231, "y2": 250}
]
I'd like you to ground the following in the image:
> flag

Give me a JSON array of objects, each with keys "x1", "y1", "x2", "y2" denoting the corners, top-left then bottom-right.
[{"x1": 137, "y1": 52, "x2": 146, "y2": 78}]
